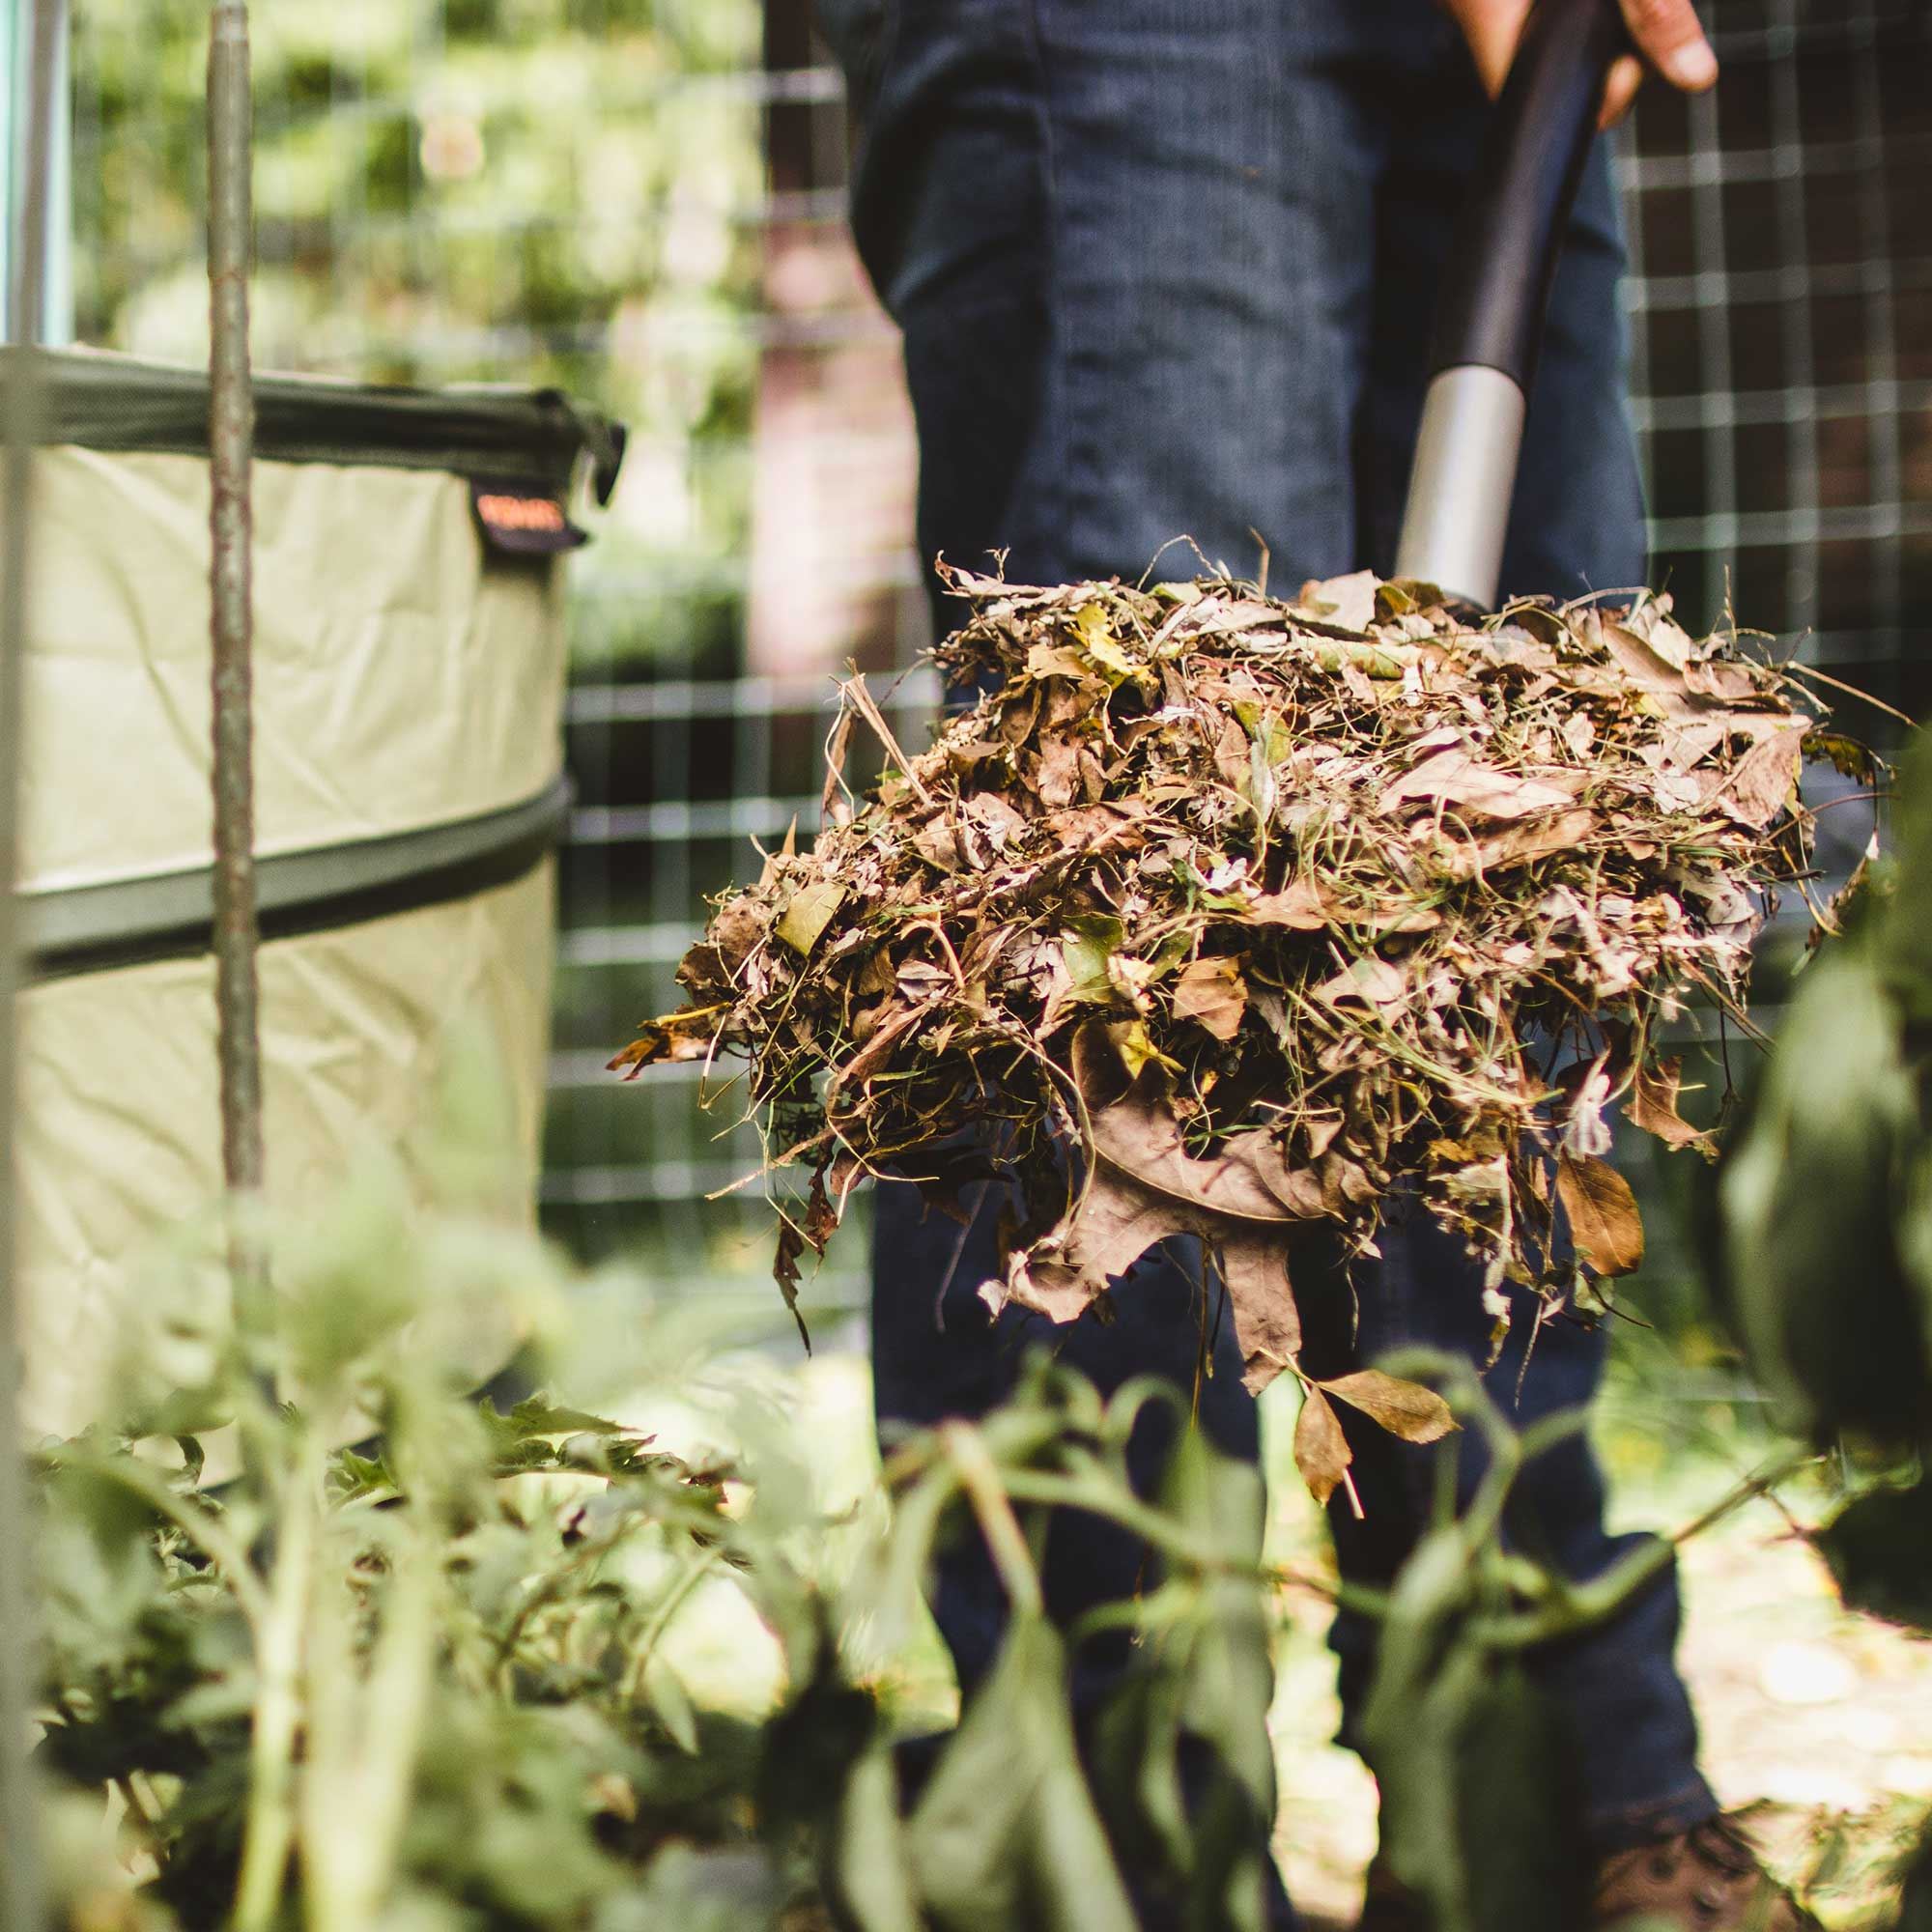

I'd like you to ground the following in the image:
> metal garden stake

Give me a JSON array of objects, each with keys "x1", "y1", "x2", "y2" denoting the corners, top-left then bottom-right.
[{"x1": 208, "y1": 0, "x2": 267, "y2": 1314}]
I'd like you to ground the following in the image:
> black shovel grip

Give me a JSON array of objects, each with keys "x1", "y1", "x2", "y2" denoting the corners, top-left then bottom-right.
[{"x1": 1429, "y1": 0, "x2": 1630, "y2": 390}]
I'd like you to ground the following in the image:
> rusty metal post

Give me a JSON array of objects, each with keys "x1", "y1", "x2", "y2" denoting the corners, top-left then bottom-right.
[
  {"x1": 207, "y1": 0, "x2": 266, "y2": 1314},
  {"x1": 0, "y1": 7, "x2": 57, "y2": 1923}
]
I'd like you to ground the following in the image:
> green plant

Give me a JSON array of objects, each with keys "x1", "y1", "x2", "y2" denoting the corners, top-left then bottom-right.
[
  {"x1": 19, "y1": 1125, "x2": 1831, "y2": 1932},
  {"x1": 1711, "y1": 731, "x2": 1932, "y2": 1925},
  {"x1": 32, "y1": 1188, "x2": 841, "y2": 1932}
]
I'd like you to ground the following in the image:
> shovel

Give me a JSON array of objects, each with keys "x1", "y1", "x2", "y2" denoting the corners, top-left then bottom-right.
[{"x1": 1395, "y1": 0, "x2": 1633, "y2": 611}]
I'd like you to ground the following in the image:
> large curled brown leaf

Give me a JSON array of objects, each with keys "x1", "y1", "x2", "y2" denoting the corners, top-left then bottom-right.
[{"x1": 987, "y1": 1028, "x2": 1320, "y2": 1395}]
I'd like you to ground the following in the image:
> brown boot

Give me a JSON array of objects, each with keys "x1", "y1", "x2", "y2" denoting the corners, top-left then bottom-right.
[
  {"x1": 1592, "y1": 1814, "x2": 1820, "y2": 1930},
  {"x1": 1355, "y1": 1813, "x2": 1820, "y2": 1931}
]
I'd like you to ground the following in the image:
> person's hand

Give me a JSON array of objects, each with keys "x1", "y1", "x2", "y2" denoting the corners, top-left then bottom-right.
[{"x1": 1442, "y1": 0, "x2": 1719, "y2": 128}]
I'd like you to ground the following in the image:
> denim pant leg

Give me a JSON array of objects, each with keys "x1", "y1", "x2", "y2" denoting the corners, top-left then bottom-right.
[
  {"x1": 1297, "y1": 1207, "x2": 1718, "y2": 1852},
  {"x1": 871, "y1": 1181, "x2": 1261, "y2": 1718},
  {"x1": 1337, "y1": 25, "x2": 1715, "y2": 1853}
]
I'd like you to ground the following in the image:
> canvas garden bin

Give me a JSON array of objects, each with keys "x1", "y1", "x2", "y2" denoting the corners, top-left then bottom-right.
[{"x1": 7, "y1": 348, "x2": 623, "y2": 1440}]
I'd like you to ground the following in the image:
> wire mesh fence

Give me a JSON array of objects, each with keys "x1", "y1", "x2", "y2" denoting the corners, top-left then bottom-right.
[
  {"x1": 1630, "y1": 0, "x2": 1931, "y2": 718},
  {"x1": 59, "y1": 0, "x2": 1930, "y2": 1305}
]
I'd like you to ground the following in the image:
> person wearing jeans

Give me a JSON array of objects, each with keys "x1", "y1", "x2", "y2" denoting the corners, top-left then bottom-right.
[{"x1": 816, "y1": 1, "x2": 1813, "y2": 1924}]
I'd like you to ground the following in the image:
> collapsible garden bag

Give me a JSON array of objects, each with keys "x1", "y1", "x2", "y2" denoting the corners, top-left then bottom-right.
[{"x1": 7, "y1": 348, "x2": 623, "y2": 1439}]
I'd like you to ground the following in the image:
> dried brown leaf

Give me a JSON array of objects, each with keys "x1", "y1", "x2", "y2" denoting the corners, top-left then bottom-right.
[
  {"x1": 1383, "y1": 748, "x2": 1583, "y2": 820},
  {"x1": 1601, "y1": 621, "x2": 1693, "y2": 696},
  {"x1": 1293, "y1": 1386, "x2": 1352, "y2": 1507},
  {"x1": 1298, "y1": 569, "x2": 1378, "y2": 634},
  {"x1": 1037, "y1": 735, "x2": 1082, "y2": 810},
  {"x1": 709, "y1": 898, "x2": 769, "y2": 973},
  {"x1": 777, "y1": 876, "x2": 848, "y2": 955},
  {"x1": 1623, "y1": 1057, "x2": 1715, "y2": 1153},
  {"x1": 607, "y1": 1008, "x2": 724, "y2": 1075},
  {"x1": 1075, "y1": 1029, "x2": 1316, "y2": 1227},
  {"x1": 1435, "y1": 808, "x2": 1596, "y2": 881},
  {"x1": 1315, "y1": 957, "x2": 1407, "y2": 1010},
  {"x1": 1222, "y1": 1234, "x2": 1303, "y2": 1395},
  {"x1": 1320, "y1": 1370, "x2": 1458, "y2": 1444},
  {"x1": 914, "y1": 813, "x2": 968, "y2": 874},
  {"x1": 1716, "y1": 724, "x2": 1807, "y2": 829},
  {"x1": 1172, "y1": 955, "x2": 1249, "y2": 1040},
  {"x1": 1247, "y1": 879, "x2": 1334, "y2": 929},
  {"x1": 1556, "y1": 1151, "x2": 1646, "y2": 1277}
]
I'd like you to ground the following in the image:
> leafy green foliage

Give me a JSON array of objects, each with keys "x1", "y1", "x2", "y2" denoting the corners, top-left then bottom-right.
[
  {"x1": 29, "y1": 1184, "x2": 840, "y2": 1932},
  {"x1": 1716, "y1": 736, "x2": 1932, "y2": 1446},
  {"x1": 1354, "y1": 1352, "x2": 1635, "y2": 1932},
  {"x1": 1709, "y1": 735, "x2": 1932, "y2": 1916},
  {"x1": 26, "y1": 1050, "x2": 1874, "y2": 1932},
  {"x1": 900, "y1": 1614, "x2": 1139, "y2": 1932},
  {"x1": 1714, "y1": 737, "x2": 1931, "y2": 1445},
  {"x1": 31, "y1": 1196, "x2": 1359, "y2": 1932},
  {"x1": 1816, "y1": 1477, "x2": 1932, "y2": 1630},
  {"x1": 810, "y1": 1362, "x2": 1287, "y2": 1932},
  {"x1": 1089, "y1": 1428, "x2": 1280, "y2": 1932}
]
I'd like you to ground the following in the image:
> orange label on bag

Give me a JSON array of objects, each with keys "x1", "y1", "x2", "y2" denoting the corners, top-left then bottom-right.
[
  {"x1": 477, "y1": 493, "x2": 566, "y2": 532},
  {"x1": 469, "y1": 480, "x2": 587, "y2": 555}
]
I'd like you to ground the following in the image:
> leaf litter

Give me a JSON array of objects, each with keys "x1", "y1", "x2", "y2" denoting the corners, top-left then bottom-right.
[{"x1": 612, "y1": 566, "x2": 1836, "y2": 1490}]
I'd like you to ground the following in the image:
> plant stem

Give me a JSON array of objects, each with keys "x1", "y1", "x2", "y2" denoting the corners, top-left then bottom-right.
[
  {"x1": 301, "y1": 1537, "x2": 437, "y2": 1932},
  {"x1": 233, "y1": 1442, "x2": 318, "y2": 1932},
  {"x1": 942, "y1": 1423, "x2": 1043, "y2": 1617},
  {"x1": 623, "y1": 1544, "x2": 724, "y2": 1704},
  {"x1": 1489, "y1": 1446, "x2": 1819, "y2": 1649}
]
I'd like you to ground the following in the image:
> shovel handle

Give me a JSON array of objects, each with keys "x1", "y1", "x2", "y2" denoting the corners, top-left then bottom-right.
[{"x1": 1395, "y1": 0, "x2": 1630, "y2": 608}]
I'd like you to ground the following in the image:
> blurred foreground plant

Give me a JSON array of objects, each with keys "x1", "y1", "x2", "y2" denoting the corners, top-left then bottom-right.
[
  {"x1": 1712, "y1": 733, "x2": 1932, "y2": 1925},
  {"x1": 24, "y1": 1142, "x2": 1817, "y2": 1932},
  {"x1": 31, "y1": 1181, "x2": 842, "y2": 1932}
]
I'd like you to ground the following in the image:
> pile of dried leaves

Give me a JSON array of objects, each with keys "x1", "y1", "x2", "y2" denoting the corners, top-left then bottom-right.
[{"x1": 614, "y1": 567, "x2": 1844, "y2": 1469}]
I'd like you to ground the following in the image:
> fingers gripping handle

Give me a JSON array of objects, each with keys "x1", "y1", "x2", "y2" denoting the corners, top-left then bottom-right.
[{"x1": 1394, "y1": 0, "x2": 1629, "y2": 610}]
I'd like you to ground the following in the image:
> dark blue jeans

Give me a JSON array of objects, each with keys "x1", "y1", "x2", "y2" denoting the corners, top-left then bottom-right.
[{"x1": 824, "y1": 0, "x2": 1718, "y2": 1873}]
